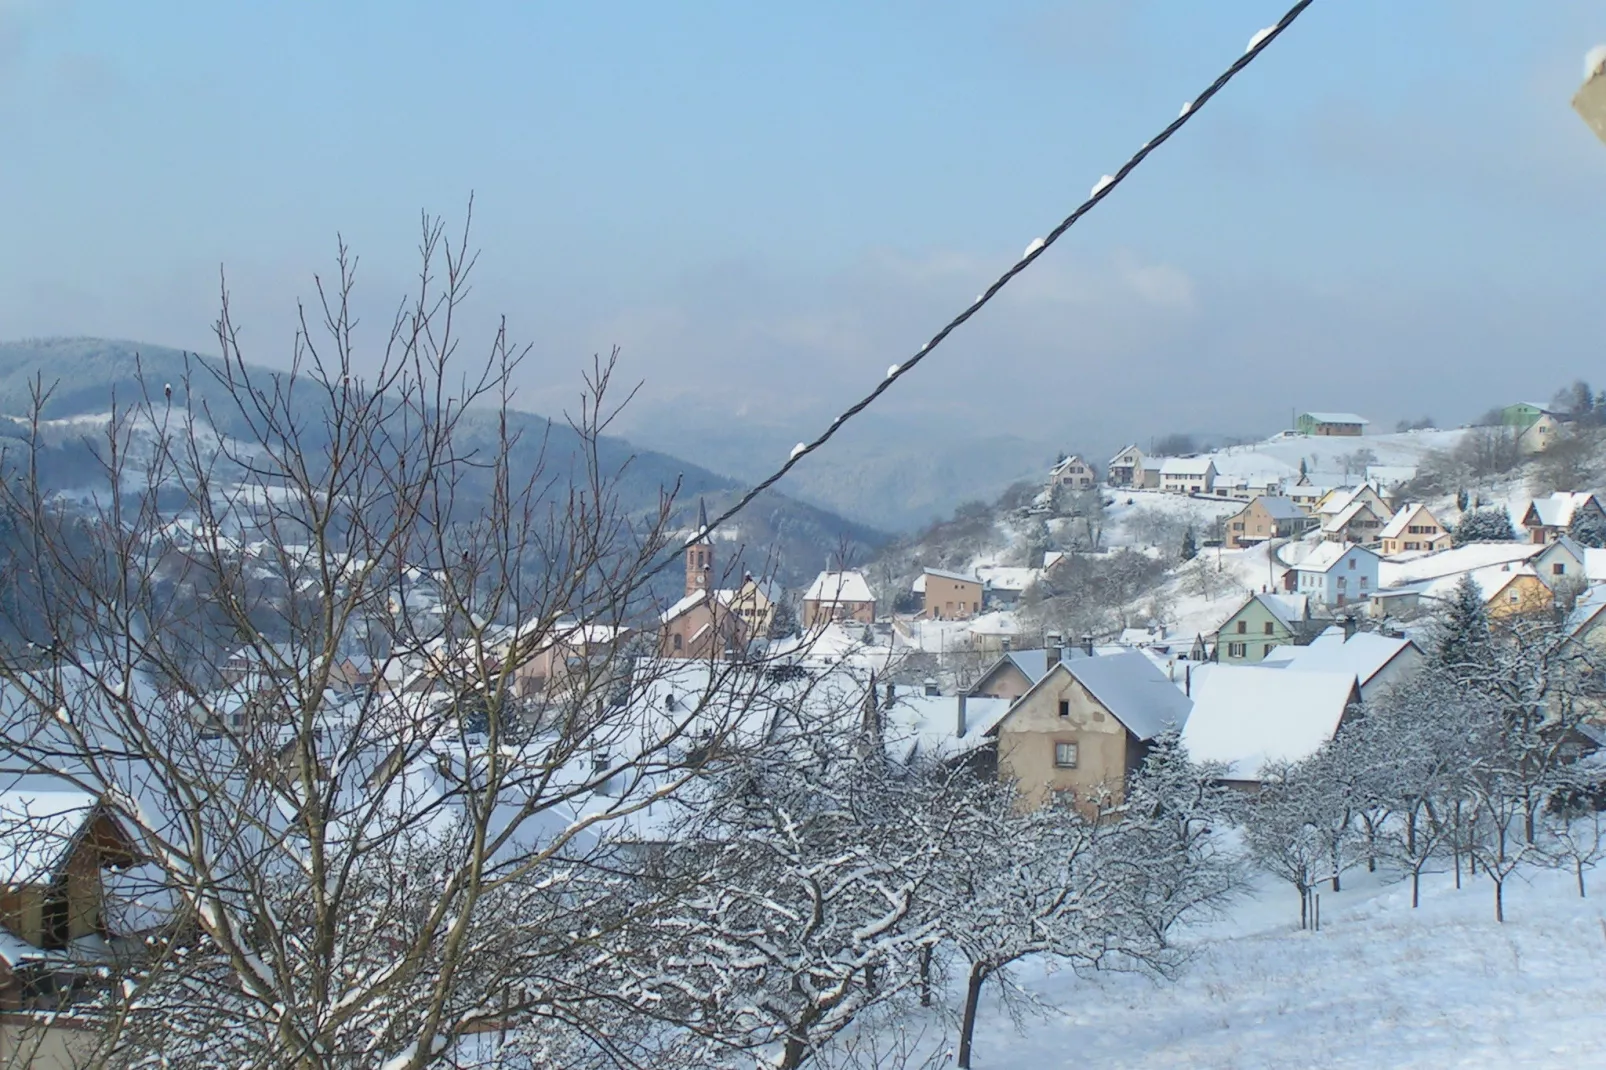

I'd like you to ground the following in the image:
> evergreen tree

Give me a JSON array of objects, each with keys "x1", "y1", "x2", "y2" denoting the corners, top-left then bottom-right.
[
  {"x1": 1430, "y1": 573, "x2": 1493, "y2": 678},
  {"x1": 1456, "y1": 488, "x2": 1470, "y2": 512},
  {"x1": 1179, "y1": 527, "x2": 1198, "y2": 562},
  {"x1": 1568, "y1": 509, "x2": 1606, "y2": 549},
  {"x1": 1451, "y1": 506, "x2": 1516, "y2": 545},
  {"x1": 767, "y1": 598, "x2": 799, "y2": 640}
]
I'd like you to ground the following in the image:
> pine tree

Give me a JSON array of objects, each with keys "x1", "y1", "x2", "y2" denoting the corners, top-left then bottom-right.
[
  {"x1": 1456, "y1": 488, "x2": 1469, "y2": 512},
  {"x1": 1450, "y1": 506, "x2": 1515, "y2": 545},
  {"x1": 1180, "y1": 527, "x2": 1198, "y2": 562},
  {"x1": 1568, "y1": 509, "x2": 1606, "y2": 549},
  {"x1": 1431, "y1": 573, "x2": 1493, "y2": 678}
]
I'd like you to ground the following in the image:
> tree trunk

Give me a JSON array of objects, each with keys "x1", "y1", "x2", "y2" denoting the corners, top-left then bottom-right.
[
  {"x1": 957, "y1": 964, "x2": 988, "y2": 1070},
  {"x1": 1579, "y1": 860, "x2": 1588, "y2": 899},
  {"x1": 1494, "y1": 877, "x2": 1505, "y2": 924},
  {"x1": 1298, "y1": 885, "x2": 1308, "y2": 930},
  {"x1": 1411, "y1": 867, "x2": 1420, "y2": 910},
  {"x1": 918, "y1": 945, "x2": 933, "y2": 1008}
]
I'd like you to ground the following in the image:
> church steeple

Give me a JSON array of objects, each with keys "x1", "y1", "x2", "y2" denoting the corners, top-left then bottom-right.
[{"x1": 685, "y1": 498, "x2": 713, "y2": 598}]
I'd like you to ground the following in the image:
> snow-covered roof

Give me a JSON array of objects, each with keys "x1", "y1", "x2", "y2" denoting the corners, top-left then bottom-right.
[
  {"x1": 1259, "y1": 628, "x2": 1419, "y2": 688},
  {"x1": 1107, "y1": 444, "x2": 1142, "y2": 464},
  {"x1": 1049, "y1": 455, "x2": 1091, "y2": 474},
  {"x1": 1585, "y1": 548, "x2": 1606, "y2": 582},
  {"x1": 1378, "y1": 542, "x2": 1541, "y2": 586},
  {"x1": 1567, "y1": 584, "x2": 1606, "y2": 637},
  {"x1": 923, "y1": 566, "x2": 979, "y2": 584},
  {"x1": 803, "y1": 570, "x2": 874, "y2": 604},
  {"x1": 0, "y1": 790, "x2": 102, "y2": 884},
  {"x1": 1301, "y1": 412, "x2": 1370, "y2": 425},
  {"x1": 1061, "y1": 651, "x2": 1192, "y2": 741},
  {"x1": 1525, "y1": 492, "x2": 1598, "y2": 529},
  {"x1": 1180, "y1": 667, "x2": 1358, "y2": 781},
  {"x1": 1160, "y1": 457, "x2": 1215, "y2": 476},
  {"x1": 1248, "y1": 496, "x2": 1307, "y2": 522},
  {"x1": 966, "y1": 611, "x2": 1021, "y2": 636},
  {"x1": 1379, "y1": 503, "x2": 1435, "y2": 540},
  {"x1": 658, "y1": 590, "x2": 707, "y2": 624},
  {"x1": 1255, "y1": 592, "x2": 1309, "y2": 631},
  {"x1": 1407, "y1": 563, "x2": 1542, "y2": 606},
  {"x1": 884, "y1": 694, "x2": 1013, "y2": 762},
  {"x1": 1321, "y1": 498, "x2": 1380, "y2": 534},
  {"x1": 1295, "y1": 542, "x2": 1374, "y2": 574},
  {"x1": 975, "y1": 565, "x2": 1037, "y2": 592},
  {"x1": 1365, "y1": 465, "x2": 1418, "y2": 487}
]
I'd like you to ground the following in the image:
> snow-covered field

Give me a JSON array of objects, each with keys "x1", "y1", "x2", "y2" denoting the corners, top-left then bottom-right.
[{"x1": 889, "y1": 861, "x2": 1606, "y2": 1069}]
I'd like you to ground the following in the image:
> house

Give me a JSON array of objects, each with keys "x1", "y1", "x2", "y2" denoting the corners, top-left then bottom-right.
[
  {"x1": 1260, "y1": 626, "x2": 1423, "y2": 702},
  {"x1": 1285, "y1": 483, "x2": 1331, "y2": 514},
  {"x1": 1315, "y1": 484, "x2": 1390, "y2": 521},
  {"x1": 1106, "y1": 445, "x2": 1145, "y2": 488},
  {"x1": 1479, "y1": 567, "x2": 1555, "y2": 620},
  {"x1": 1518, "y1": 412, "x2": 1564, "y2": 455},
  {"x1": 968, "y1": 636, "x2": 1099, "y2": 702},
  {"x1": 922, "y1": 567, "x2": 983, "y2": 621},
  {"x1": 1214, "y1": 474, "x2": 1288, "y2": 503},
  {"x1": 1371, "y1": 563, "x2": 1555, "y2": 622},
  {"x1": 1321, "y1": 498, "x2": 1388, "y2": 545},
  {"x1": 1224, "y1": 496, "x2": 1316, "y2": 549},
  {"x1": 1048, "y1": 454, "x2": 1098, "y2": 492},
  {"x1": 1501, "y1": 401, "x2": 1562, "y2": 430},
  {"x1": 507, "y1": 622, "x2": 632, "y2": 697},
  {"x1": 1377, "y1": 503, "x2": 1453, "y2": 555},
  {"x1": 1212, "y1": 592, "x2": 1317, "y2": 664},
  {"x1": 1291, "y1": 543, "x2": 1380, "y2": 608},
  {"x1": 1521, "y1": 492, "x2": 1605, "y2": 544},
  {"x1": 1295, "y1": 412, "x2": 1369, "y2": 437},
  {"x1": 801, "y1": 570, "x2": 877, "y2": 629},
  {"x1": 1180, "y1": 666, "x2": 1360, "y2": 787},
  {"x1": 1535, "y1": 536, "x2": 1588, "y2": 590},
  {"x1": 1158, "y1": 457, "x2": 1217, "y2": 495},
  {"x1": 993, "y1": 651, "x2": 1193, "y2": 809},
  {"x1": 973, "y1": 565, "x2": 1038, "y2": 610}
]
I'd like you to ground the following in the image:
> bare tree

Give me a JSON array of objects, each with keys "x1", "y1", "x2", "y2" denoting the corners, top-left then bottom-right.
[{"x1": 0, "y1": 212, "x2": 812, "y2": 1068}]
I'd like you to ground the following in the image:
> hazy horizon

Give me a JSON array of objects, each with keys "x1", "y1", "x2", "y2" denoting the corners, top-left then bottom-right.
[{"x1": 3, "y1": 1, "x2": 1605, "y2": 525}]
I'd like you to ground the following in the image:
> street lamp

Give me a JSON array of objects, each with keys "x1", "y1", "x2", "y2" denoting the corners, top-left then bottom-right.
[{"x1": 1574, "y1": 46, "x2": 1606, "y2": 146}]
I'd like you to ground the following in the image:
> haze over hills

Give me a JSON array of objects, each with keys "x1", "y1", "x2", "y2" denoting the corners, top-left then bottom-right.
[{"x1": 0, "y1": 338, "x2": 888, "y2": 590}]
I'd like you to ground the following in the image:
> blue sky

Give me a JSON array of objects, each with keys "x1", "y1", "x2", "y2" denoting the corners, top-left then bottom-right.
[{"x1": 2, "y1": 0, "x2": 1605, "y2": 461}]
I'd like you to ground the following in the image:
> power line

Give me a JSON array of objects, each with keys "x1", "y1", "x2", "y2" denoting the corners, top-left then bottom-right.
[{"x1": 661, "y1": 0, "x2": 1316, "y2": 579}]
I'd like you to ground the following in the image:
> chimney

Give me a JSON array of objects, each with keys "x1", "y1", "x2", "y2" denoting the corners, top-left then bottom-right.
[
  {"x1": 1001, "y1": 636, "x2": 1012, "y2": 652},
  {"x1": 1045, "y1": 635, "x2": 1062, "y2": 670},
  {"x1": 885, "y1": 682, "x2": 896, "y2": 708},
  {"x1": 1081, "y1": 634, "x2": 1095, "y2": 658},
  {"x1": 1342, "y1": 615, "x2": 1357, "y2": 641},
  {"x1": 1185, "y1": 664, "x2": 1192, "y2": 697},
  {"x1": 956, "y1": 692, "x2": 968, "y2": 737},
  {"x1": 923, "y1": 678, "x2": 939, "y2": 697}
]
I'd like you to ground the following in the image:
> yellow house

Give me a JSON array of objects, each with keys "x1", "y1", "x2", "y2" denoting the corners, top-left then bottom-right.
[
  {"x1": 1378, "y1": 503, "x2": 1453, "y2": 556},
  {"x1": 992, "y1": 651, "x2": 1192, "y2": 811},
  {"x1": 1481, "y1": 568, "x2": 1554, "y2": 620}
]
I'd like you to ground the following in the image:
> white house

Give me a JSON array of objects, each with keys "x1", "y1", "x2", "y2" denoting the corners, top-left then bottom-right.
[
  {"x1": 1048, "y1": 454, "x2": 1097, "y2": 491},
  {"x1": 1259, "y1": 626, "x2": 1423, "y2": 703},
  {"x1": 1291, "y1": 542, "x2": 1381, "y2": 608},
  {"x1": 1158, "y1": 457, "x2": 1217, "y2": 495}
]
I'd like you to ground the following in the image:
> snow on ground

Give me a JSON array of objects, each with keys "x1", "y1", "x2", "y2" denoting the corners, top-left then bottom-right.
[
  {"x1": 1100, "y1": 489, "x2": 1243, "y2": 552},
  {"x1": 892, "y1": 860, "x2": 1606, "y2": 1069},
  {"x1": 1205, "y1": 427, "x2": 1468, "y2": 483},
  {"x1": 1141, "y1": 541, "x2": 1285, "y2": 641}
]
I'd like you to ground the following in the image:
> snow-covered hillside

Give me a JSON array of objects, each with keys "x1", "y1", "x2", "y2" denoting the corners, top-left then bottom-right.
[
  {"x1": 872, "y1": 860, "x2": 1606, "y2": 1069},
  {"x1": 1204, "y1": 427, "x2": 1469, "y2": 483}
]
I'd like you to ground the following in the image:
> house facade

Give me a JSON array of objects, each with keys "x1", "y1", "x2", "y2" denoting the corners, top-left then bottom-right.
[
  {"x1": 993, "y1": 652, "x2": 1191, "y2": 810},
  {"x1": 1158, "y1": 458, "x2": 1217, "y2": 495},
  {"x1": 1225, "y1": 496, "x2": 1315, "y2": 549},
  {"x1": 1292, "y1": 543, "x2": 1381, "y2": 608},
  {"x1": 922, "y1": 567, "x2": 983, "y2": 620},
  {"x1": 1522, "y1": 492, "x2": 1604, "y2": 544},
  {"x1": 801, "y1": 571, "x2": 876, "y2": 629},
  {"x1": 1213, "y1": 593, "x2": 1312, "y2": 663},
  {"x1": 1321, "y1": 500, "x2": 1388, "y2": 545},
  {"x1": 1377, "y1": 503, "x2": 1453, "y2": 555},
  {"x1": 1295, "y1": 412, "x2": 1369, "y2": 437},
  {"x1": 1106, "y1": 445, "x2": 1144, "y2": 488},
  {"x1": 1518, "y1": 413, "x2": 1563, "y2": 455},
  {"x1": 1048, "y1": 454, "x2": 1097, "y2": 491}
]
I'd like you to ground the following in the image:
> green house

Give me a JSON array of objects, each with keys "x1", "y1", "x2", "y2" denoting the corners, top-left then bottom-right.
[
  {"x1": 1500, "y1": 402, "x2": 1553, "y2": 430},
  {"x1": 1213, "y1": 593, "x2": 1312, "y2": 664}
]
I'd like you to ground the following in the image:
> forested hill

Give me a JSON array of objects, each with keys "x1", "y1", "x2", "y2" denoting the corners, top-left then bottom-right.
[{"x1": 0, "y1": 338, "x2": 887, "y2": 589}]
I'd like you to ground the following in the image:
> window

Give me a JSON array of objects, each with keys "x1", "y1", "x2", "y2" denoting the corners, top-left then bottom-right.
[
  {"x1": 1554, "y1": 563, "x2": 1566, "y2": 576},
  {"x1": 1054, "y1": 741, "x2": 1078, "y2": 768},
  {"x1": 1058, "y1": 700, "x2": 1070, "y2": 718},
  {"x1": 1227, "y1": 642, "x2": 1247, "y2": 658},
  {"x1": 1263, "y1": 643, "x2": 1275, "y2": 656},
  {"x1": 1348, "y1": 559, "x2": 1356, "y2": 570},
  {"x1": 672, "y1": 634, "x2": 683, "y2": 652},
  {"x1": 1237, "y1": 620, "x2": 1247, "y2": 634},
  {"x1": 1263, "y1": 622, "x2": 1275, "y2": 635},
  {"x1": 1509, "y1": 591, "x2": 1520, "y2": 604}
]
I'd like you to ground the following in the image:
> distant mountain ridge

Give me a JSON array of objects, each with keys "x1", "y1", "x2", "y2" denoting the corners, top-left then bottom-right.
[{"x1": 0, "y1": 338, "x2": 888, "y2": 589}]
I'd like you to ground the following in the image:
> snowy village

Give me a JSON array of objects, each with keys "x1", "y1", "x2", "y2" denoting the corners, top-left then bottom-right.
[{"x1": 1, "y1": 4, "x2": 1606, "y2": 1070}]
